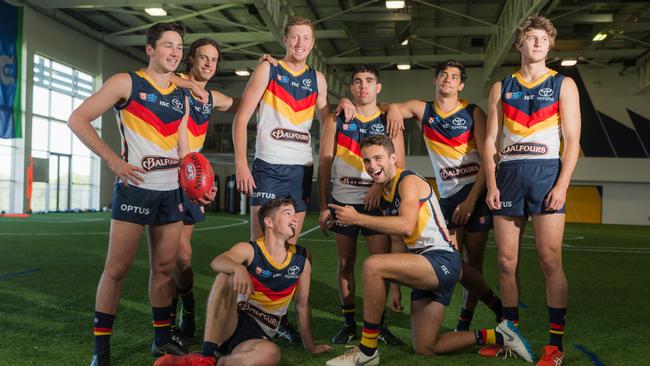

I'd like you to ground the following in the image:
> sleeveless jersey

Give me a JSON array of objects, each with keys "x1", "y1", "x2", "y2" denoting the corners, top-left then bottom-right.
[
  {"x1": 331, "y1": 111, "x2": 388, "y2": 204},
  {"x1": 237, "y1": 238, "x2": 308, "y2": 337},
  {"x1": 421, "y1": 99, "x2": 482, "y2": 198},
  {"x1": 255, "y1": 60, "x2": 318, "y2": 165},
  {"x1": 500, "y1": 69, "x2": 564, "y2": 162},
  {"x1": 381, "y1": 169, "x2": 453, "y2": 253},
  {"x1": 180, "y1": 73, "x2": 213, "y2": 152},
  {"x1": 114, "y1": 71, "x2": 186, "y2": 191}
]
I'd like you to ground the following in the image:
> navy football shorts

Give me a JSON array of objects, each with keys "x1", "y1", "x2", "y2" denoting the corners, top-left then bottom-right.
[
  {"x1": 111, "y1": 183, "x2": 183, "y2": 225},
  {"x1": 439, "y1": 182, "x2": 492, "y2": 232},
  {"x1": 250, "y1": 158, "x2": 309, "y2": 212},
  {"x1": 329, "y1": 197, "x2": 383, "y2": 237},
  {"x1": 411, "y1": 249, "x2": 462, "y2": 306},
  {"x1": 495, "y1": 159, "x2": 565, "y2": 216}
]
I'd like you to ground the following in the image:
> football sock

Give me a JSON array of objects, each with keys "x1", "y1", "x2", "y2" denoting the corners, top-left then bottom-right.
[
  {"x1": 475, "y1": 328, "x2": 503, "y2": 346},
  {"x1": 201, "y1": 341, "x2": 219, "y2": 358},
  {"x1": 152, "y1": 306, "x2": 174, "y2": 345},
  {"x1": 93, "y1": 311, "x2": 115, "y2": 354},
  {"x1": 548, "y1": 307, "x2": 566, "y2": 351},
  {"x1": 170, "y1": 294, "x2": 179, "y2": 325},
  {"x1": 503, "y1": 306, "x2": 519, "y2": 327},
  {"x1": 341, "y1": 304, "x2": 355, "y2": 327},
  {"x1": 480, "y1": 289, "x2": 503, "y2": 320},
  {"x1": 179, "y1": 281, "x2": 195, "y2": 314},
  {"x1": 359, "y1": 321, "x2": 380, "y2": 356},
  {"x1": 456, "y1": 308, "x2": 474, "y2": 331}
]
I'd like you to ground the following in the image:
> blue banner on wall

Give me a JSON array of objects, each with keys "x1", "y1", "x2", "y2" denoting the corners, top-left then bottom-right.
[{"x1": 0, "y1": 2, "x2": 22, "y2": 139}]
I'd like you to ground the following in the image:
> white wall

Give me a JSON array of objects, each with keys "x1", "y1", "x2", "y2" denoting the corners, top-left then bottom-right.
[{"x1": 21, "y1": 8, "x2": 144, "y2": 209}]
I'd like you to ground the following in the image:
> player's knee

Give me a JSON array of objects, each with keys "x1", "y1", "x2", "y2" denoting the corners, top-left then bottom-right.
[
  {"x1": 539, "y1": 255, "x2": 563, "y2": 276},
  {"x1": 176, "y1": 248, "x2": 192, "y2": 270},
  {"x1": 214, "y1": 272, "x2": 234, "y2": 292},
  {"x1": 497, "y1": 255, "x2": 517, "y2": 276},
  {"x1": 361, "y1": 256, "x2": 381, "y2": 278},
  {"x1": 338, "y1": 256, "x2": 356, "y2": 276},
  {"x1": 412, "y1": 341, "x2": 435, "y2": 356},
  {"x1": 104, "y1": 262, "x2": 131, "y2": 282},
  {"x1": 151, "y1": 258, "x2": 175, "y2": 276}
]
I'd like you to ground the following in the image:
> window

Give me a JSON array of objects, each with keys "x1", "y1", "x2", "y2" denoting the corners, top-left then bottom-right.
[
  {"x1": 0, "y1": 138, "x2": 14, "y2": 212},
  {"x1": 31, "y1": 54, "x2": 99, "y2": 212}
]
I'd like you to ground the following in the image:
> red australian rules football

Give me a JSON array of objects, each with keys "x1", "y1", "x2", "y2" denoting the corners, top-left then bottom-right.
[{"x1": 179, "y1": 152, "x2": 214, "y2": 201}]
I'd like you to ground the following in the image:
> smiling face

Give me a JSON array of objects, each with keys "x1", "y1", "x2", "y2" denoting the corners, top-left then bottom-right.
[
  {"x1": 435, "y1": 66, "x2": 464, "y2": 98},
  {"x1": 146, "y1": 30, "x2": 183, "y2": 73},
  {"x1": 190, "y1": 44, "x2": 219, "y2": 82},
  {"x1": 516, "y1": 28, "x2": 552, "y2": 63},
  {"x1": 283, "y1": 24, "x2": 315, "y2": 62},
  {"x1": 266, "y1": 203, "x2": 298, "y2": 239},
  {"x1": 362, "y1": 144, "x2": 397, "y2": 185}
]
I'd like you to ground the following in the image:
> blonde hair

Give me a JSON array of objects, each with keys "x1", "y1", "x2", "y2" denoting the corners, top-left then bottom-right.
[
  {"x1": 283, "y1": 16, "x2": 315, "y2": 38},
  {"x1": 515, "y1": 15, "x2": 557, "y2": 49}
]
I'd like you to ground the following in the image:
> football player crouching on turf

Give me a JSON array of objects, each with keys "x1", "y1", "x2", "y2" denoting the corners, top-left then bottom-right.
[
  {"x1": 318, "y1": 64, "x2": 405, "y2": 346},
  {"x1": 326, "y1": 135, "x2": 534, "y2": 366},
  {"x1": 154, "y1": 198, "x2": 332, "y2": 366}
]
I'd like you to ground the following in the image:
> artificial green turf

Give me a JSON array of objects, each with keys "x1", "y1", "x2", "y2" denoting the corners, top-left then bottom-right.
[{"x1": 1, "y1": 212, "x2": 649, "y2": 365}]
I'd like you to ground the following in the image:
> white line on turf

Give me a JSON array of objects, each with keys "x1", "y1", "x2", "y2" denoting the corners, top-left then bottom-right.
[{"x1": 299, "y1": 225, "x2": 321, "y2": 237}]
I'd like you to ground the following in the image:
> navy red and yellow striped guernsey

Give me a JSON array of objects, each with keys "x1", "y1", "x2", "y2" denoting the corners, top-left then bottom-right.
[
  {"x1": 180, "y1": 73, "x2": 213, "y2": 153},
  {"x1": 421, "y1": 99, "x2": 482, "y2": 198},
  {"x1": 382, "y1": 169, "x2": 454, "y2": 253},
  {"x1": 331, "y1": 111, "x2": 388, "y2": 204},
  {"x1": 114, "y1": 71, "x2": 186, "y2": 191},
  {"x1": 255, "y1": 60, "x2": 318, "y2": 165},
  {"x1": 237, "y1": 238, "x2": 308, "y2": 337},
  {"x1": 500, "y1": 69, "x2": 564, "y2": 162}
]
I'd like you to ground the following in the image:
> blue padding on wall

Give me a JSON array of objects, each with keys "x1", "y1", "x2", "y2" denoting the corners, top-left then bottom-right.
[{"x1": 599, "y1": 112, "x2": 648, "y2": 158}]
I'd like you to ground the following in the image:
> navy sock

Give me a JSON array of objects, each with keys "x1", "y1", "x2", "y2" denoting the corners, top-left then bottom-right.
[
  {"x1": 503, "y1": 306, "x2": 519, "y2": 326},
  {"x1": 548, "y1": 307, "x2": 566, "y2": 351},
  {"x1": 179, "y1": 281, "x2": 195, "y2": 314},
  {"x1": 341, "y1": 304, "x2": 356, "y2": 327},
  {"x1": 480, "y1": 289, "x2": 503, "y2": 321},
  {"x1": 201, "y1": 341, "x2": 219, "y2": 357},
  {"x1": 456, "y1": 308, "x2": 474, "y2": 331},
  {"x1": 93, "y1": 311, "x2": 115, "y2": 354},
  {"x1": 152, "y1": 306, "x2": 173, "y2": 345}
]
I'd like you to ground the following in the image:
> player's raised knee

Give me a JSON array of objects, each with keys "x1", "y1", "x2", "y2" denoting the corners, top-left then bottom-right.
[{"x1": 257, "y1": 342, "x2": 282, "y2": 366}]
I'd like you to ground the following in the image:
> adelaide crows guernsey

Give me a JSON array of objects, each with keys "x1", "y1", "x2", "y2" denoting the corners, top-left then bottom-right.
[
  {"x1": 500, "y1": 69, "x2": 564, "y2": 162},
  {"x1": 331, "y1": 111, "x2": 387, "y2": 204},
  {"x1": 180, "y1": 73, "x2": 213, "y2": 152},
  {"x1": 114, "y1": 71, "x2": 186, "y2": 191},
  {"x1": 256, "y1": 61, "x2": 318, "y2": 165},
  {"x1": 421, "y1": 99, "x2": 481, "y2": 198},
  {"x1": 382, "y1": 169, "x2": 453, "y2": 254},
  {"x1": 237, "y1": 238, "x2": 308, "y2": 337}
]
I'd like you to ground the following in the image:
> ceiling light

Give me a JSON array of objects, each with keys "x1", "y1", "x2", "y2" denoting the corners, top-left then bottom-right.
[
  {"x1": 592, "y1": 32, "x2": 607, "y2": 42},
  {"x1": 386, "y1": 1, "x2": 405, "y2": 9},
  {"x1": 561, "y1": 59, "x2": 577, "y2": 66},
  {"x1": 235, "y1": 69, "x2": 251, "y2": 77},
  {"x1": 144, "y1": 8, "x2": 167, "y2": 17},
  {"x1": 401, "y1": 39, "x2": 409, "y2": 46},
  {"x1": 396, "y1": 63, "x2": 411, "y2": 70}
]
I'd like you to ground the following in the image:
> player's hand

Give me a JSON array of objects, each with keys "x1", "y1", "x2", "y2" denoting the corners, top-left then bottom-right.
[
  {"x1": 107, "y1": 156, "x2": 145, "y2": 186},
  {"x1": 328, "y1": 204, "x2": 359, "y2": 226},
  {"x1": 195, "y1": 186, "x2": 218, "y2": 205},
  {"x1": 258, "y1": 53, "x2": 278, "y2": 66},
  {"x1": 233, "y1": 265, "x2": 253, "y2": 299},
  {"x1": 486, "y1": 185, "x2": 501, "y2": 210},
  {"x1": 452, "y1": 198, "x2": 475, "y2": 225},
  {"x1": 335, "y1": 98, "x2": 356, "y2": 122},
  {"x1": 235, "y1": 164, "x2": 256, "y2": 196},
  {"x1": 390, "y1": 283, "x2": 403, "y2": 312},
  {"x1": 386, "y1": 104, "x2": 405, "y2": 139},
  {"x1": 190, "y1": 83, "x2": 209, "y2": 104},
  {"x1": 544, "y1": 184, "x2": 567, "y2": 211},
  {"x1": 310, "y1": 344, "x2": 333, "y2": 354},
  {"x1": 319, "y1": 209, "x2": 332, "y2": 236},
  {"x1": 363, "y1": 183, "x2": 383, "y2": 211}
]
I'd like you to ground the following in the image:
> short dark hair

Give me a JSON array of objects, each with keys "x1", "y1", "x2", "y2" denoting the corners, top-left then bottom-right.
[
  {"x1": 146, "y1": 22, "x2": 185, "y2": 49},
  {"x1": 283, "y1": 16, "x2": 315, "y2": 38},
  {"x1": 258, "y1": 198, "x2": 297, "y2": 234},
  {"x1": 435, "y1": 60, "x2": 467, "y2": 83},
  {"x1": 351, "y1": 64, "x2": 380, "y2": 84},
  {"x1": 360, "y1": 135, "x2": 395, "y2": 155},
  {"x1": 184, "y1": 38, "x2": 221, "y2": 73}
]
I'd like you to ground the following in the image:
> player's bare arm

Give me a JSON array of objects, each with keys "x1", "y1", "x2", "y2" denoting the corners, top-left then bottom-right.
[
  {"x1": 329, "y1": 174, "x2": 424, "y2": 235},
  {"x1": 210, "y1": 242, "x2": 255, "y2": 298},
  {"x1": 545, "y1": 77, "x2": 581, "y2": 211},
  {"x1": 452, "y1": 106, "x2": 487, "y2": 225},
  {"x1": 68, "y1": 73, "x2": 145, "y2": 186},
  {"x1": 484, "y1": 81, "x2": 503, "y2": 210},
  {"x1": 169, "y1": 73, "x2": 209, "y2": 104},
  {"x1": 233, "y1": 61, "x2": 272, "y2": 195},
  {"x1": 294, "y1": 254, "x2": 333, "y2": 354},
  {"x1": 318, "y1": 114, "x2": 337, "y2": 234},
  {"x1": 385, "y1": 99, "x2": 427, "y2": 129},
  {"x1": 211, "y1": 89, "x2": 239, "y2": 113}
]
